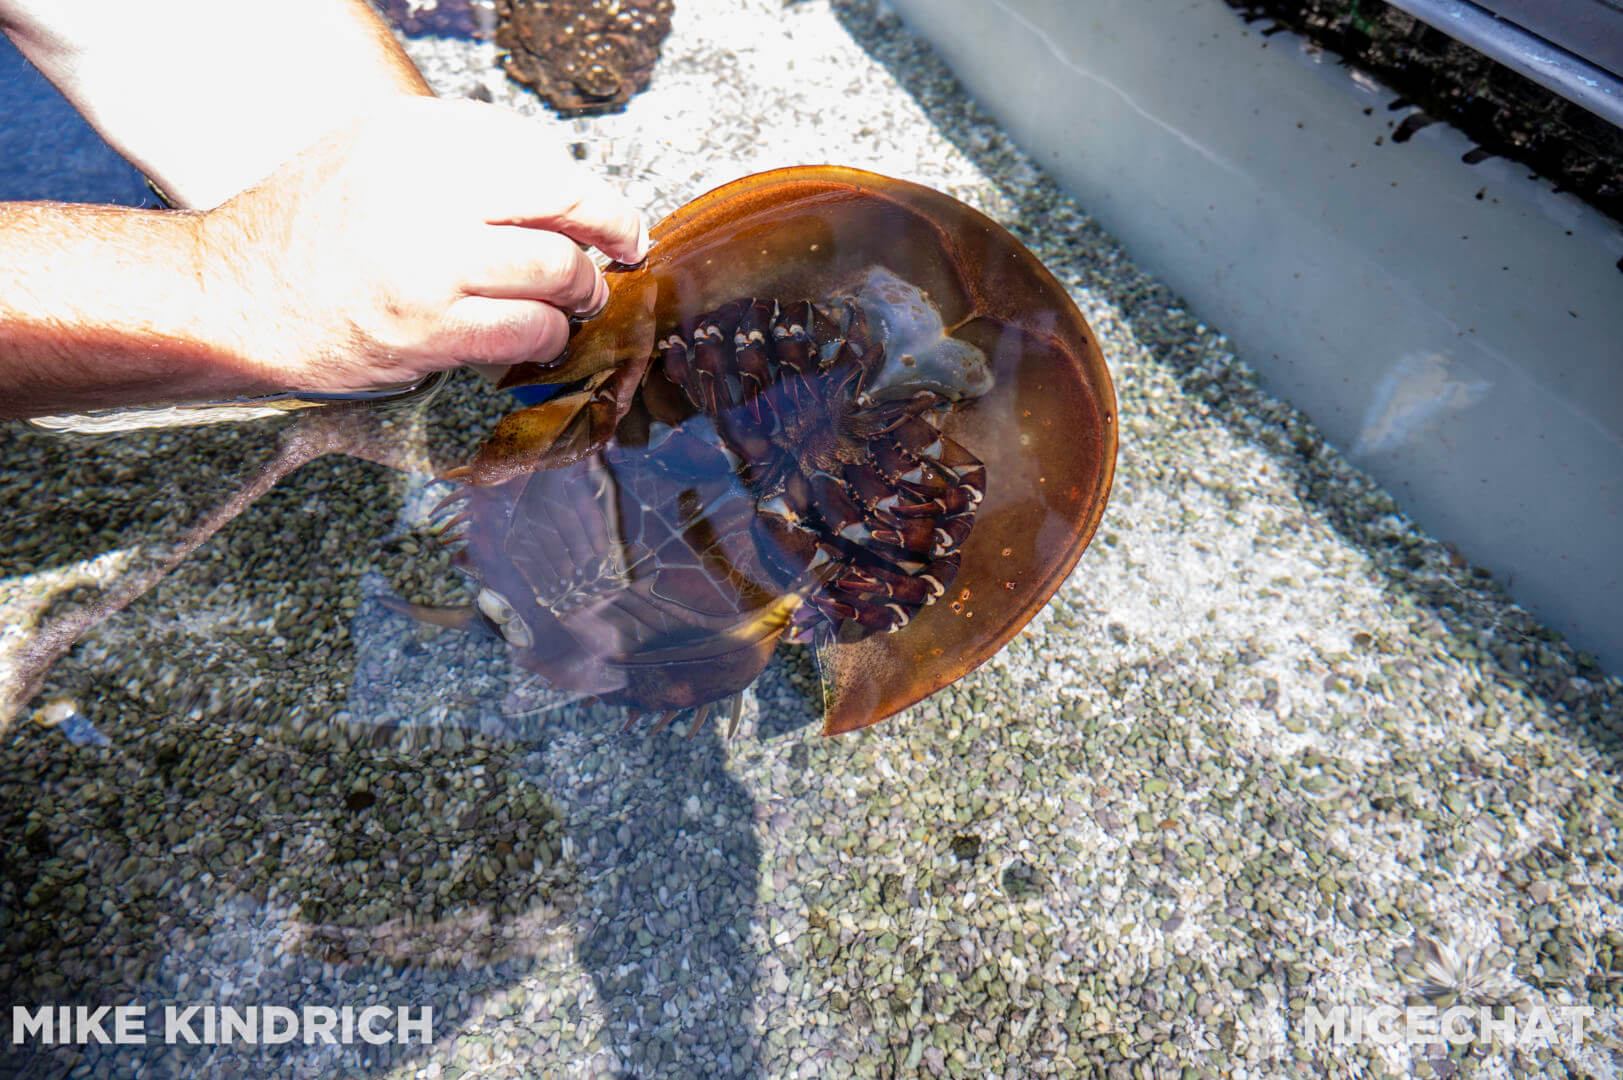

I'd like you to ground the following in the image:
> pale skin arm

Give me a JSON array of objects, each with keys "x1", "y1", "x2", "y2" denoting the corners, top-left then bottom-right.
[{"x1": 0, "y1": 0, "x2": 648, "y2": 420}]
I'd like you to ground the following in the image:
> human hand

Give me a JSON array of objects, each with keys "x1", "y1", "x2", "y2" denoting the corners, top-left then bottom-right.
[{"x1": 198, "y1": 96, "x2": 648, "y2": 393}]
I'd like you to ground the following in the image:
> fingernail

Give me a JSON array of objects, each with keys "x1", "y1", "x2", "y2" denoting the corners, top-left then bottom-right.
[
  {"x1": 581, "y1": 275, "x2": 610, "y2": 317},
  {"x1": 632, "y1": 220, "x2": 651, "y2": 263}
]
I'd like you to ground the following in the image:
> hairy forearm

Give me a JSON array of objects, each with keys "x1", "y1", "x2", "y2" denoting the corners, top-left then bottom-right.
[
  {"x1": 0, "y1": 0, "x2": 431, "y2": 209},
  {"x1": 0, "y1": 95, "x2": 645, "y2": 420},
  {"x1": 0, "y1": 2, "x2": 645, "y2": 419},
  {"x1": 0, "y1": 201, "x2": 275, "y2": 419}
]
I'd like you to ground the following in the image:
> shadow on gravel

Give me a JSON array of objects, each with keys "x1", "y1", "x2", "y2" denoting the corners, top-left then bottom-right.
[
  {"x1": 0, "y1": 615, "x2": 798, "y2": 1079},
  {"x1": 1, "y1": 19, "x2": 776, "y2": 1080},
  {"x1": 0, "y1": 50, "x2": 784, "y2": 1064}
]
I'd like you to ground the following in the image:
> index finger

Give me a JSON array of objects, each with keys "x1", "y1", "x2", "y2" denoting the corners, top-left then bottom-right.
[
  {"x1": 482, "y1": 158, "x2": 649, "y2": 266},
  {"x1": 434, "y1": 100, "x2": 650, "y2": 263}
]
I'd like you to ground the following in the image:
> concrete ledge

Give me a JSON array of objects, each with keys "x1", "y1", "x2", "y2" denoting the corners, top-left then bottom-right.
[{"x1": 886, "y1": 0, "x2": 1623, "y2": 668}]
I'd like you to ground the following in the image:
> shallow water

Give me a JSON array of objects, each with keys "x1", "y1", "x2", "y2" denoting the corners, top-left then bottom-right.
[{"x1": 2, "y1": 3, "x2": 1621, "y2": 1079}]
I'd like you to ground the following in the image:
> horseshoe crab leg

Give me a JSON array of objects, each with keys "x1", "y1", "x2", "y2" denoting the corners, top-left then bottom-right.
[{"x1": 684, "y1": 702, "x2": 713, "y2": 740}]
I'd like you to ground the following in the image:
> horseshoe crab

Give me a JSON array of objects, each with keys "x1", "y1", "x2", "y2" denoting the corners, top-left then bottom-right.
[
  {"x1": 412, "y1": 166, "x2": 1116, "y2": 734},
  {"x1": 7, "y1": 167, "x2": 1116, "y2": 736}
]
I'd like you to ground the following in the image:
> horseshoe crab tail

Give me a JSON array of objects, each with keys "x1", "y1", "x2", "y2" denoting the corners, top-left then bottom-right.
[
  {"x1": 374, "y1": 597, "x2": 479, "y2": 632},
  {"x1": 4, "y1": 408, "x2": 361, "y2": 727}
]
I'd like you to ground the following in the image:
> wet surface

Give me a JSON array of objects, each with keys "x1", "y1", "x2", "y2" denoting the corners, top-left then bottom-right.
[{"x1": 3, "y1": 3, "x2": 1621, "y2": 1078}]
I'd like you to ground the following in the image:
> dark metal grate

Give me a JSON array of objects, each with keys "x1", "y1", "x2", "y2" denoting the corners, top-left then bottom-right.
[{"x1": 1225, "y1": 0, "x2": 1623, "y2": 223}]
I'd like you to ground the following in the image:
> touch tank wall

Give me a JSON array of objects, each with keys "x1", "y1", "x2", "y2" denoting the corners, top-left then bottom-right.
[{"x1": 1, "y1": 1, "x2": 1620, "y2": 1079}]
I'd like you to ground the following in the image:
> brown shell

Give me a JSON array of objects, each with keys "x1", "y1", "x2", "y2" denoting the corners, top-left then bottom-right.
[{"x1": 483, "y1": 166, "x2": 1116, "y2": 734}]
